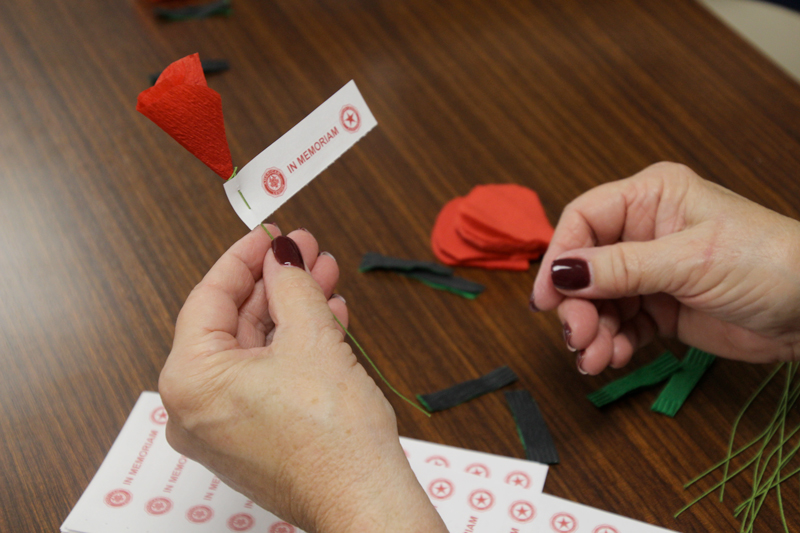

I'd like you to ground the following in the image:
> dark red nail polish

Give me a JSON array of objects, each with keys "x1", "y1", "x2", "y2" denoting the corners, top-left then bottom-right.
[
  {"x1": 272, "y1": 236, "x2": 305, "y2": 269},
  {"x1": 551, "y1": 258, "x2": 590, "y2": 290},
  {"x1": 563, "y1": 323, "x2": 576, "y2": 352}
]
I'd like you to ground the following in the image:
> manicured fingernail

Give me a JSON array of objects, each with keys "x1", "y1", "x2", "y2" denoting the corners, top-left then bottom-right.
[
  {"x1": 563, "y1": 323, "x2": 576, "y2": 352},
  {"x1": 529, "y1": 299, "x2": 539, "y2": 312},
  {"x1": 330, "y1": 293, "x2": 346, "y2": 304},
  {"x1": 319, "y1": 251, "x2": 336, "y2": 261},
  {"x1": 261, "y1": 220, "x2": 280, "y2": 231},
  {"x1": 576, "y1": 351, "x2": 588, "y2": 375},
  {"x1": 551, "y1": 258, "x2": 590, "y2": 290},
  {"x1": 272, "y1": 236, "x2": 305, "y2": 269}
]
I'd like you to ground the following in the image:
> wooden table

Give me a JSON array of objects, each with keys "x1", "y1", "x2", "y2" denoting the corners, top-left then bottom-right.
[{"x1": 2, "y1": 1, "x2": 800, "y2": 531}]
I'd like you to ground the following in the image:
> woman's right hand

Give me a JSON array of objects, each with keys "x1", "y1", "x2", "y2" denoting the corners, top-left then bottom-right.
[{"x1": 531, "y1": 162, "x2": 800, "y2": 374}]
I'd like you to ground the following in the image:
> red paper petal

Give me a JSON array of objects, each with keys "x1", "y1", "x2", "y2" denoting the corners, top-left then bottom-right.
[
  {"x1": 431, "y1": 197, "x2": 533, "y2": 271},
  {"x1": 459, "y1": 184, "x2": 554, "y2": 248},
  {"x1": 136, "y1": 54, "x2": 233, "y2": 180}
]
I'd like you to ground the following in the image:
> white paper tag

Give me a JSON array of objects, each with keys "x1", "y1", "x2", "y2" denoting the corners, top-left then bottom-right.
[{"x1": 224, "y1": 80, "x2": 377, "y2": 229}]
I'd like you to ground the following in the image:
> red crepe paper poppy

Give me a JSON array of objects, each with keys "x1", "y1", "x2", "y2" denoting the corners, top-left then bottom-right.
[
  {"x1": 137, "y1": 53, "x2": 234, "y2": 180},
  {"x1": 430, "y1": 185, "x2": 553, "y2": 271}
]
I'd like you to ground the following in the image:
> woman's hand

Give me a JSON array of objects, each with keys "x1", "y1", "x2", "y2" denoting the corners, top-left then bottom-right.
[
  {"x1": 159, "y1": 225, "x2": 447, "y2": 533},
  {"x1": 532, "y1": 162, "x2": 800, "y2": 374}
]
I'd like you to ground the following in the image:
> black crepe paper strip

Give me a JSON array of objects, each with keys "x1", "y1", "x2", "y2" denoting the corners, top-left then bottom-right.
[
  {"x1": 505, "y1": 390, "x2": 559, "y2": 465},
  {"x1": 149, "y1": 59, "x2": 231, "y2": 86},
  {"x1": 154, "y1": 0, "x2": 232, "y2": 21},
  {"x1": 416, "y1": 366, "x2": 517, "y2": 412},
  {"x1": 400, "y1": 270, "x2": 485, "y2": 295},
  {"x1": 359, "y1": 252, "x2": 454, "y2": 276}
]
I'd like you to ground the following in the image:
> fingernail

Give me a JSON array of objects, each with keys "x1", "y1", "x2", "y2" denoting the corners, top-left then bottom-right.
[
  {"x1": 576, "y1": 351, "x2": 588, "y2": 375},
  {"x1": 330, "y1": 293, "x2": 346, "y2": 304},
  {"x1": 563, "y1": 323, "x2": 576, "y2": 352},
  {"x1": 319, "y1": 251, "x2": 336, "y2": 261},
  {"x1": 551, "y1": 258, "x2": 590, "y2": 290},
  {"x1": 529, "y1": 299, "x2": 539, "y2": 312},
  {"x1": 272, "y1": 236, "x2": 305, "y2": 269},
  {"x1": 298, "y1": 227, "x2": 310, "y2": 233},
  {"x1": 261, "y1": 220, "x2": 280, "y2": 232}
]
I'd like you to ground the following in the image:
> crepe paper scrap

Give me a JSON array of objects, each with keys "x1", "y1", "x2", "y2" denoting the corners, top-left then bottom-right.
[
  {"x1": 359, "y1": 252, "x2": 454, "y2": 276},
  {"x1": 137, "y1": 53, "x2": 234, "y2": 180},
  {"x1": 149, "y1": 59, "x2": 230, "y2": 86},
  {"x1": 400, "y1": 271, "x2": 485, "y2": 299},
  {"x1": 224, "y1": 80, "x2": 377, "y2": 229},
  {"x1": 586, "y1": 351, "x2": 681, "y2": 408},
  {"x1": 416, "y1": 366, "x2": 518, "y2": 412},
  {"x1": 154, "y1": 0, "x2": 232, "y2": 21},
  {"x1": 333, "y1": 315, "x2": 430, "y2": 417},
  {"x1": 505, "y1": 390, "x2": 559, "y2": 465},
  {"x1": 458, "y1": 184, "x2": 554, "y2": 254},
  {"x1": 359, "y1": 252, "x2": 484, "y2": 299},
  {"x1": 431, "y1": 198, "x2": 532, "y2": 271},
  {"x1": 677, "y1": 363, "x2": 800, "y2": 533},
  {"x1": 651, "y1": 347, "x2": 716, "y2": 417}
]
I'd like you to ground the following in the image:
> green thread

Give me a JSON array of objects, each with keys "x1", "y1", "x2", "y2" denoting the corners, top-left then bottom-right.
[
  {"x1": 260, "y1": 224, "x2": 274, "y2": 240},
  {"x1": 333, "y1": 314, "x2": 431, "y2": 417}
]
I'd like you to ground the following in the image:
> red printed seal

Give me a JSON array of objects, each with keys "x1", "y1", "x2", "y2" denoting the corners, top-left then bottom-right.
[
  {"x1": 269, "y1": 522, "x2": 297, "y2": 533},
  {"x1": 468, "y1": 489, "x2": 494, "y2": 512},
  {"x1": 262, "y1": 167, "x2": 287, "y2": 197},
  {"x1": 339, "y1": 105, "x2": 361, "y2": 133},
  {"x1": 550, "y1": 512, "x2": 578, "y2": 532},
  {"x1": 509, "y1": 500, "x2": 536, "y2": 523},
  {"x1": 228, "y1": 512, "x2": 255, "y2": 531},
  {"x1": 150, "y1": 406, "x2": 168, "y2": 425},
  {"x1": 104, "y1": 488, "x2": 133, "y2": 508},
  {"x1": 427, "y1": 478, "x2": 454, "y2": 500},
  {"x1": 145, "y1": 496, "x2": 173, "y2": 515},
  {"x1": 186, "y1": 505, "x2": 214, "y2": 523}
]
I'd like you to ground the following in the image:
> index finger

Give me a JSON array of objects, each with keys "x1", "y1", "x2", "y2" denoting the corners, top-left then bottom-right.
[{"x1": 173, "y1": 223, "x2": 280, "y2": 352}]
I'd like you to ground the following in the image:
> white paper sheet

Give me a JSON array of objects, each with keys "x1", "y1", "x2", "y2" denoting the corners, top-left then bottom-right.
[{"x1": 62, "y1": 392, "x2": 679, "y2": 533}]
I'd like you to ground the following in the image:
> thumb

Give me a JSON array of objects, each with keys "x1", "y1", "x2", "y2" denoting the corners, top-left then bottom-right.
[
  {"x1": 263, "y1": 235, "x2": 338, "y2": 337},
  {"x1": 550, "y1": 230, "x2": 708, "y2": 300}
]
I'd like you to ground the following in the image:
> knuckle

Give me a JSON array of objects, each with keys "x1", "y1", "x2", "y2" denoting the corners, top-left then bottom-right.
[{"x1": 608, "y1": 244, "x2": 641, "y2": 295}]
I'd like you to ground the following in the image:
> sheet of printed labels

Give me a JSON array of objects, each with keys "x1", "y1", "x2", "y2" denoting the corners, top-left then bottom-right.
[{"x1": 62, "y1": 392, "x2": 678, "y2": 533}]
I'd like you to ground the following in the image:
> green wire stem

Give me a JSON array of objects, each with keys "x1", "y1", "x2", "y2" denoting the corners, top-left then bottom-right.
[
  {"x1": 333, "y1": 314, "x2": 431, "y2": 417},
  {"x1": 225, "y1": 165, "x2": 425, "y2": 418}
]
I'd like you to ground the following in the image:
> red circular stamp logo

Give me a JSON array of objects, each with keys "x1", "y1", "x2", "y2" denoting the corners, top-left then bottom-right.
[
  {"x1": 145, "y1": 496, "x2": 173, "y2": 515},
  {"x1": 269, "y1": 522, "x2": 297, "y2": 533},
  {"x1": 262, "y1": 167, "x2": 287, "y2": 197},
  {"x1": 468, "y1": 489, "x2": 495, "y2": 512},
  {"x1": 428, "y1": 479, "x2": 454, "y2": 500},
  {"x1": 186, "y1": 505, "x2": 214, "y2": 523},
  {"x1": 339, "y1": 104, "x2": 361, "y2": 133},
  {"x1": 465, "y1": 463, "x2": 490, "y2": 478},
  {"x1": 593, "y1": 526, "x2": 619, "y2": 533},
  {"x1": 551, "y1": 512, "x2": 578, "y2": 532},
  {"x1": 505, "y1": 470, "x2": 531, "y2": 488},
  {"x1": 150, "y1": 406, "x2": 168, "y2": 425},
  {"x1": 509, "y1": 500, "x2": 536, "y2": 523},
  {"x1": 104, "y1": 488, "x2": 132, "y2": 508},
  {"x1": 228, "y1": 512, "x2": 255, "y2": 531},
  {"x1": 425, "y1": 455, "x2": 450, "y2": 468}
]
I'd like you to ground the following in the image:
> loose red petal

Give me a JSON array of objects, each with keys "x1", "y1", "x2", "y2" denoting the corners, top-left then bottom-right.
[
  {"x1": 459, "y1": 184, "x2": 553, "y2": 250},
  {"x1": 136, "y1": 54, "x2": 233, "y2": 180}
]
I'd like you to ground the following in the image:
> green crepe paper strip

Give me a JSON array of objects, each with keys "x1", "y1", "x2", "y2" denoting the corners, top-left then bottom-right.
[
  {"x1": 400, "y1": 271, "x2": 484, "y2": 299},
  {"x1": 587, "y1": 351, "x2": 681, "y2": 408},
  {"x1": 651, "y1": 347, "x2": 716, "y2": 417}
]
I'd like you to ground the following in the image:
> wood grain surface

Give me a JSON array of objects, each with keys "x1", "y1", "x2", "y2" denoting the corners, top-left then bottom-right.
[{"x1": 2, "y1": 1, "x2": 800, "y2": 531}]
